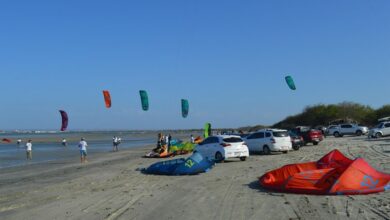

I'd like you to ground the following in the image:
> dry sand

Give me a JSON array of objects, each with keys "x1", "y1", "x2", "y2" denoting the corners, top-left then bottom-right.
[{"x1": 0, "y1": 136, "x2": 389, "y2": 220}]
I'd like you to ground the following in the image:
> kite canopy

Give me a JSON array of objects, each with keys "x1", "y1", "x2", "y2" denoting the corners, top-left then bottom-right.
[
  {"x1": 285, "y1": 75, "x2": 296, "y2": 90},
  {"x1": 181, "y1": 99, "x2": 189, "y2": 118},
  {"x1": 2, "y1": 138, "x2": 11, "y2": 143},
  {"x1": 259, "y1": 149, "x2": 390, "y2": 195},
  {"x1": 144, "y1": 152, "x2": 215, "y2": 175},
  {"x1": 204, "y1": 123, "x2": 211, "y2": 138},
  {"x1": 102, "y1": 90, "x2": 111, "y2": 108},
  {"x1": 139, "y1": 90, "x2": 149, "y2": 111},
  {"x1": 59, "y1": 110, "x2": 68, "y2": 131}
]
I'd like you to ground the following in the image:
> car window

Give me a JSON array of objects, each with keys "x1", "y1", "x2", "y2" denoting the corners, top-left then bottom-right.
[
  {"x1": 223, "y1": 137, "x2": 243, "y2": 143},
  {"x1": 202, "y1": 137, "x2": 219, "y2": 145},
  {"x1": 385, "y1": 123, "x2": 390, "y2": 128},
  {"x1": 341, "y1": 124, "x2": 352, "y2": 128},
  {"x1": 288, "y1": 131, "x2": 297, "y2": 137},
  {"x1": 248, "y1": 132, "x2": 264, "y2": 139},
  {"x1": 273, "y1": 131, "x2": 288, "y2": 137},
  {"x1": 265, "y1": 132, "x2": 271, "y2": 137},
  {"x1": 209, "y1": 137, "x2": 219, "y2": 143},
  {"x1": 201, "y1": 137, "x2": 212, "y2": 145}
]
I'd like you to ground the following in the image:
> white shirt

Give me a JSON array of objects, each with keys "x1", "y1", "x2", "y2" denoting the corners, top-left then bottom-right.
[
  {"x1": 78, "y1": 141, "x2": 88, "y2": 151},
  {"x1": 26, "y1": 142, "x2": 32, "y2": 151},
  {"x1": 191, "y1": 137, "x2": 195, "y2": 143}
]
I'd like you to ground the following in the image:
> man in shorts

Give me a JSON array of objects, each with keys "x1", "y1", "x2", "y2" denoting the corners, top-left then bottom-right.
[
  {"x1": 25, "y1": 139, "x2": 32, "y2": 160},
  {"x1": 78, "y1": 138, "x2": 88, "y2": 163}
]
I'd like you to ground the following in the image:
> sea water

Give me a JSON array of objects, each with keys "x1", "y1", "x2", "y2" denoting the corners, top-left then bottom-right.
[{"x1": 0, "y1": 131, "x2": 157, "y2": 168}]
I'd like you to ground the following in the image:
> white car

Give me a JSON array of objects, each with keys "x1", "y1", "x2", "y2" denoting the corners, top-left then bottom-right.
[
  {"x1": 368, "y1": 121, "x2": 390, "y2": 138},
  {"x1": 243, "y1": 129, "x2": 292, "y2": 155},
  {"x1": 327, "y1": 124, "x2": 368, "y2": 137},
  {"x1": 194, "y1": 135, "x2": 249, "y2": 162}
]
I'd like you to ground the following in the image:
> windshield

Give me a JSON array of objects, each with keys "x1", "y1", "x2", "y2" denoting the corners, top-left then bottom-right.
[
  {"x1": 374, "y1": 123, "x2": 384, "y2": 128},
  {"x1": 223, "y1": 137, "x2": 243, "y2": 143},
  {"x1": 273, "y1": 131, "x2": 289, "y2": 137}
]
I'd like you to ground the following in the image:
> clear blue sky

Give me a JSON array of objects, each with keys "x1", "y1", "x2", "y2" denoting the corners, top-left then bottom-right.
[{"x1": 0, "y1": 1, "x2": 389, "y2": 130}]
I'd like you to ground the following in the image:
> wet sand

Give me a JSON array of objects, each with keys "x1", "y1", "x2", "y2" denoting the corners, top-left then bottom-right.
[{"x1": 0, "y1": 136, "x2": 389, "y2": 220}]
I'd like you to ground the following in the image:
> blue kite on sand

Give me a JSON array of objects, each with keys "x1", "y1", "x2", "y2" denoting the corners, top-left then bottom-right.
[{"x1": 143, "y1": 152, "x2": 215, "y2": 175}]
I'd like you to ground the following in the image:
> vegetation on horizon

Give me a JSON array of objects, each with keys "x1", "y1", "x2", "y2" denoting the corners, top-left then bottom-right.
[
  {"x1": 241, "y1": 102, "x2": 390, "y2": 131},
  {"x1": 273, "y1": 102, "x2": 390, "y2": 129}
]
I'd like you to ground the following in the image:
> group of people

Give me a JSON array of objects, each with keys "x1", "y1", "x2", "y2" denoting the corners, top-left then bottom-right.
[
  {"x1": 20, "y1": 135, "x2": 126, "y2": 163},
  {"x1": 153, "y1": 133, "x2": 172, "y2": 154},
  {"x1": 22, "y1": 138, "x2": 89, "y2": 163}
]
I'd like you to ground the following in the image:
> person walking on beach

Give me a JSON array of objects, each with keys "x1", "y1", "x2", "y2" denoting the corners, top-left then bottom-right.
[
  {"x1": 25, "y1": 139, "x2": 32, "y2": 160},
  {"x1": 78, "y1": 138, "x2": 88, "y2": 163}
]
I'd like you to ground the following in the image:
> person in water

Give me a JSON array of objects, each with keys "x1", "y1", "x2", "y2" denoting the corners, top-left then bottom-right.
[
  {"x1": 25, "y1": 140, "x2": 32, "y2": 160},
  {"x1": 62, "y1": 139, "x2": 67, "y2": 146},
  {"x1": 78, "y1": 138, "x2": 88, "y2": 163}
]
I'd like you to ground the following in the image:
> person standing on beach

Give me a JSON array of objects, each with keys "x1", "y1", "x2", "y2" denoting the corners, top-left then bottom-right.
[
  {"x1": 78, "y1": 138, "x2": 88, "y2": 163},
  {"x1": 25, "y1": 140, "x2": 32, "y2": 160},
  {"x1": 62, "y1": 138, "x2": 67, "y2": 146},
  {"x1": 190, "y1": 135, "x2": 195, "y2": 144},
  {"x1": 112, "y1": 136, "x2": 118, "y2": 152}
]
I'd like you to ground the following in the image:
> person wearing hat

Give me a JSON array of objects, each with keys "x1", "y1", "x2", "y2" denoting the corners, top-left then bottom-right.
[{"x1": 78, "y1": 137, "x2": 88, "y2": 163}]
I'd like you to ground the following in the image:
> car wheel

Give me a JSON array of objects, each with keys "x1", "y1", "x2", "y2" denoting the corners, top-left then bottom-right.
[
  {"x1": 313, "y1": 141, "x2": 319, "y2": 146},
  {"x1": 215, "y1": 152, "x2": 224, "y2": 162},
  {"x1": 334, "y1": 132, "x2": 340, "y2": 137},
  {"x1": 356, "y1": 130, "x2": 362, "y2": 136},
  {"x1": 239, "y1": 157, "x2": 246, "y2": 161},
  {"x1": 292, "y1": 145, "x2": 300, "y2": 151},
  {"x1": 375, "y1": 132, "x2": 382, "y2": 138},
  {"x1": 263, "y1": 146, "x2": 271, "y2": 155}
]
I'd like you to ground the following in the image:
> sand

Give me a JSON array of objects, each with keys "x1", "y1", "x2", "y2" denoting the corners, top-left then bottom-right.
[{"x1": 0, "y1": 136, "x2": 389, "y2": 220}]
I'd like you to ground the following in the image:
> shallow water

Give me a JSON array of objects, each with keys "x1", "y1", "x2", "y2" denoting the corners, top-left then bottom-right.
[{"x1": 0, "y1": 131, "x2": 158, "y2": 168}]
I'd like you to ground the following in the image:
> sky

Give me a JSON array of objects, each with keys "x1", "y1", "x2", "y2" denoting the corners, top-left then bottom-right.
[{"x1": 0, "y1": 0, "x2": 389, "y2": 130}]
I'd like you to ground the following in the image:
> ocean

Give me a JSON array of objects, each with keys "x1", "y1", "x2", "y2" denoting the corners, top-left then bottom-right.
[{"x1": 0, "y1": 131, "x2": 160, "y2": 168}]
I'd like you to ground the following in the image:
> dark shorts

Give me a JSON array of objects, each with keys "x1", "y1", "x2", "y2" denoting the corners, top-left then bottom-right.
[{"x1": 80, "y1": 150, "x2": 87, "y2": 157}]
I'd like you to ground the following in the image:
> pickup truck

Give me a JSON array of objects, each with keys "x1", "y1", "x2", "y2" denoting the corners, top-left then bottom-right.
[
  {"x1": 290, "y1": 127, "x2": 323, "y2": 146},
  {"x1": 327, "y1": 124, "x2": 368, "y2": 137}
]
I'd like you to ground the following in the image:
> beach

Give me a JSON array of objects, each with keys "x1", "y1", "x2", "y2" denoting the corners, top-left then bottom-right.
[{"x1": 1, "y1": 135, "x2": 389, "y2": 220}]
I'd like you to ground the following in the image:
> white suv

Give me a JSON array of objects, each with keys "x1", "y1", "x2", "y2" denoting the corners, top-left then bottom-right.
[
  {"x1": 327, "y1": 124, "x2": 368, "y2": 137},
  {"x1": 368, "y1": 121, "x2": 390, "y2": 138},
  {"x1": 194, "y1": 135, "x2": 249, "y2": 162},
  {"x1": 243, "y1": 129, "x2": 292, "y2": 155}
]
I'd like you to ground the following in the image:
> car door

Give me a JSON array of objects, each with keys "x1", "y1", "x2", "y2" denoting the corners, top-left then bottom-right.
[
  {"x1": 207, "y1": 137, "x2": 220, "y2": 158},
  {"x1": 245, "y1": 133, "x2": 256, "y2": 151},
  {"x1": 341, "y1": 124, "x2": 353, "y2": 134},
  {"x1": 383, "y1": 123, "x2": 390, "y2": 136},
  {"x1": 246, "y1": 132, "x2": 264, "y2": 152},
  {"x1": 197, "y1": 137, "x2": 212, "y2": 157}
]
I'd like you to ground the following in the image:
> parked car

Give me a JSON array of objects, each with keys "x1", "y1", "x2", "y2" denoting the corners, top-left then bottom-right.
[
  {"x1": 291, "y1": 126, "x2": 323, "y2": 145},
  {"x1": 288, "y1": 131, "x2": 304, "y2": 150},
  {"x1": 327, "y1": 123, "x2": 368, "y2": 137},
  {"x1": 315, "y1": 126, "x2": 328, "y2": 136},
  {"x1": 368, "y1": 121, "x2": 390, "y2": 138},
  {"x1": 243, "y1": 129, "x2": 292, "y2": 155},
  {"x1": 194, "y1": 135, "x2": 249, "y2": 162}
]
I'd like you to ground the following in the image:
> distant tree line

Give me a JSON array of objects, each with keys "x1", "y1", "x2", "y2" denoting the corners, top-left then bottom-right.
[{"x1": 272, "y1": 102, "x2": 390, "y2": 129}]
